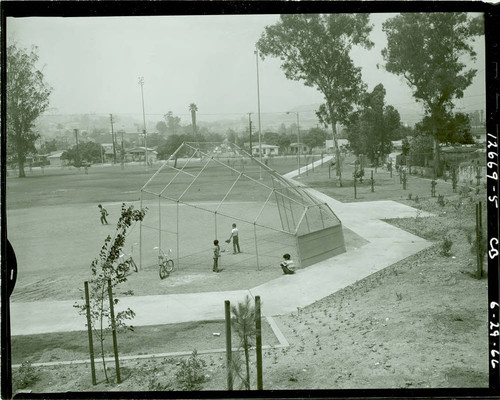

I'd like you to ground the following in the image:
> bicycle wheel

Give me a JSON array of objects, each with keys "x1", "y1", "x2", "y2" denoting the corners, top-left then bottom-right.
[
  {"x1": 159, "y1": 262, "x2": 169, "y2": 280},
  {"x1": 130, "y1": 258, "x2": 138, "y2": 273},
  {"x1": 166, "y1": 259, "x2": 174, "y2": 273}
]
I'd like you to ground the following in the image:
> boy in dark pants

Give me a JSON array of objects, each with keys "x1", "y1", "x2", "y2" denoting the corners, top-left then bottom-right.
[
  {"x1": 226, "y1": 223, "x2": 241, "y2": 254},
  {"x1": 98, "y1": 204, "x2": 109, "y2": 224},
  {"x1": 213, "y1": 240, "x2": 221, "y2": 272}
]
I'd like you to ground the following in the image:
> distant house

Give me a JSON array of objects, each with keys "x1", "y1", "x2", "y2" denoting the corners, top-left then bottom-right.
[
  {"x1": 48, "y1": 151, "x2": 67, "y2": 166},
  {"x1": 289, "y1": 142, "x2": 310, "y2": 155},
  {"x1": 251, "y1": 144, "x2": 279, "y2": 157},
  {"x1": 127, "y1": 147, "x2": 158, "y2": 162}
]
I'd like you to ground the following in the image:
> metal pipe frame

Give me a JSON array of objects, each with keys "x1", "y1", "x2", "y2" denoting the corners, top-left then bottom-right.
[
  {"x1": 293, "y1": 208, "x2": 308, "y2": 236},
  {"x1": 159, "y1": 147, "x2": 201, "y2": 196},
  {"x1": 272, "y1": 178, "x2": 286, "y2": 231},
  {"x1": 177, "y1": 156, "x2": 212, "y2": 202},
  {"x1": 140, "y1": 223, "x2": 177, "y2": 235},
  {"x1": 214, "y1": 172, "x2": 243, "y2": 214},
  {"x1": 141, "y1": 142, "x2": 188, "y2": 191},
  {"x1": 253, "y1": 223, "x2": 260, "y2": 271},
  {"x1": 155, "y1": 194, "x2": 294, "y2": 236},
  {"x1": 253, "y1": 190, "x2": 275, "y2": 224}
]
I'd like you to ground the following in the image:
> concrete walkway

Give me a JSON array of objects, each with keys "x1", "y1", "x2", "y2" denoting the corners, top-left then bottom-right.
[{"x1": 11, "y1": 161, "x2": 433, "y2": 336}]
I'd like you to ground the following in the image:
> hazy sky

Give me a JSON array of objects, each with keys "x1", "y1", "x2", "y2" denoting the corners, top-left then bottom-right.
[{"x1": 7, "y1": 13, "x2": 485, "y2": 126}]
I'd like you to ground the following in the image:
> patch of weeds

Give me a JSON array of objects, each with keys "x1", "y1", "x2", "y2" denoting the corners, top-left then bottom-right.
[
  {"x1": 396, "y1": 292, "x2": 403, "y2": 301},
  {"x1": 440, "y1": 236, "x2": 453, "y2": 257},
  {"x1": 437, "y1": 194, "x2": 445, "y2": 207},
  {"x1": 13, "y1": 361, "x2": 39, "y2": 390},
  {"x1": 175, "y1": 349, "x2": 207, "y2": 391},
  {"x1": 407, "y1": 193, "x2": 412, "y2": 200},
  {"x1": 148, "y1": 375, "x2": 173, "y2": 391}
]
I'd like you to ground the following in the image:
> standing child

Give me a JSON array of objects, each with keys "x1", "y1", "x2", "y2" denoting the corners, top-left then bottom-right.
[
  {"x1": 98, "y1": 204, "x2": 109, "y2": 225},
  {"x1": 213, "y1": 240, "x2": 221, "y2": 272},
  {"x1": 280, "y1": 253, "x2": 295, "y2": 275},
  {"x1": 226, "y1": 223, "x2": 241, "y2": 254}
]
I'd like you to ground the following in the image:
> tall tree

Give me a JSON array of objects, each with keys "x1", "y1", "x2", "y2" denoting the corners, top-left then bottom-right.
[
  {"x1": 61, "y1": 141, "x2": 103, "y2": 165},
  {"x1": 156, "y1": 121, "x2": 168, "y2": 136},
  {"x1": 382, "y1": 12, "x2": 483, "y2": 175},
  {"x1": 303, "y1": 127, "x2": 328, "y2": 150},
  {"x1": 7, "y1": 44, "x2": 52, "y2": 177},
  {"x1": 257, "y1": 14, "x2": 374, "y2": 184},
  {"x1": 347, "y1": 84, "x2": 401, "y2": 164},
  {"x1": 189, "y1": 103, "x2": 198, "y2": 135},
  {"x1": 165, "y1": 111, "x2": 181, "y2": 135}
]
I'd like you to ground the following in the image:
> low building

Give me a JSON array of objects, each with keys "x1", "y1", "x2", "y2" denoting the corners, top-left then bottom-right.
[
  {"x1": 127, "y1": 147, "x2": 158, "y2": 162},
  {"x1": 251, "y1": 144, "x2": 279, "y2": 157},
  {"x1": 47, "y1": 151, "x2": 67, "y2": 166},
  {"x1": 289, "y1": 142, "x2": 310, "y2": 155}
]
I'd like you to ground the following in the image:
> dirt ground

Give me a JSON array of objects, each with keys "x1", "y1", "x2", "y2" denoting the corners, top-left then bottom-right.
[{"x1": 12, "y1": 192, "x2": 489, "y2": 393}]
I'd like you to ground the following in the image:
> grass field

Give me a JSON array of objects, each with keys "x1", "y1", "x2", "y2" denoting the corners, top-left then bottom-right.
[{"x1": 7, "y1": 157, "x2": 334, "y2": 302}]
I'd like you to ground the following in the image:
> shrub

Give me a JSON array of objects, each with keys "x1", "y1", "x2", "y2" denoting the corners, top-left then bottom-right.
[
  {"x1": 148, "y1": 375, "x2": 173, "y2": 391},
  {"x1": 175, "y1": 349, "x2": 207, "y2": 391},
  {"x1": 407, "y1": 193, "x2": 412, "y2": 200},
  {"x1": 440, "y1": 237, "x2": 453, "y2": 257},
  {"x1": 437, "y1": 194, "x2": 445, "y2": 207},
  {"x1": 13, "y1": 361, "x2": 38, "y2": 390}
]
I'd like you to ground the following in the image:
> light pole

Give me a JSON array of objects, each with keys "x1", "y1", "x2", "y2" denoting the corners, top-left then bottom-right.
[
  {"x1": 73, "y1": 129, "x2": 80, "y2": 167},
  {"x1": 138, "y1": 76, "x2": 148, "y2": 171},
  {"x1": 248, "y1": 112, "x2": 253, "y2": 155},
  {"x1": 254, "y1": 46, "x2": 262, "y2": 179},
  {"x1": 287, "y1": 111, "x2": 300, "y2": 178}
]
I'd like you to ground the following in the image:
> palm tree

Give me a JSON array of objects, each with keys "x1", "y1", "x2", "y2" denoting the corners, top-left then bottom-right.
[{"x1": 189, "y1": 103, "x2": 198, "y2": 135}]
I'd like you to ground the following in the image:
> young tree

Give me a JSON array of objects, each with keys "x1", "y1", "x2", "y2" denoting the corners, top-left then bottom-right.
[
  {"x1": 189, "y1": 103, "x2": 198, "y2": 135},
  {"x1": 7, "y1": 44, "x2": 52, "y2": 177},
  {"x1": 74, "y1": 204, "x2": 147, "y2": 382},
  {"x1": 382, "y1": 12, "x2": 483, "y2": 175},
  {"x1": 257, "y1": 14, "x2": 374, "y2": 184},
  {"x1": 231, "y1": 296, "x2": 256, "y2": 390}
]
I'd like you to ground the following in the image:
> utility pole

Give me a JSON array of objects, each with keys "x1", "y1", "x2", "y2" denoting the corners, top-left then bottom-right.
[
  {"x1": 110, "y1": 114, "x2": 116, "y2": 164},
  {"x1": 120, "y1": 130, "x2": 124, "y2": 170},
  {"x1": 138, "y1": 76, "x2": 148, "y2": 171},
  {"x1": 248, "y1": 112, "x2": 253, "y2": 155},
  {"x1": 287, "y1": 111, "x2": 300, "y2": 177},
  {"x1": 74, "y1": 129, "x2": 80, "y2": 167},
  {"x1": 255, "y1": 46, "x2": 263, "y2": 179}
]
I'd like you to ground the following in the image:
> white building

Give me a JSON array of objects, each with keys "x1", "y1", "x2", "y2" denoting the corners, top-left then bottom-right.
[{"x1": 252, "y1": 144, "x2": 279, "y2": 157}]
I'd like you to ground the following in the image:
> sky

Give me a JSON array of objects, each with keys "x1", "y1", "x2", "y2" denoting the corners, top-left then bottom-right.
[{"x1": 7, "y1": 13, "x2": 486, "y2": 127}]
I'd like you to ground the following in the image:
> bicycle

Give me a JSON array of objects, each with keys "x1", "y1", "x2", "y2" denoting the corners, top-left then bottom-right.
[
  {"x1": 154, "y1": 247, "x2": 175, "y2": 280},
  {"x1": 117, "y1": 243, "x2": 139, "y2": 278}
]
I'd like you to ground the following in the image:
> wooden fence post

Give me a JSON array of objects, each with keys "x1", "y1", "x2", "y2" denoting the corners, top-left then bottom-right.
[
  {"x1": 255, "y1": 296, "x2": 263, "y2": 390},
  {"x1": 371, "y1": 170, "x2": 374, "y2": 193},
  {"x1": 107, "y1": 279, "x2": 121, "y2": 383},
  {"x1": 354, "y1": 176, "x2": 357, "y2": 199},
  {"x1": 225, "y1": 300, "x2": 233, "y2": 390},
  {"x1": 479, "y1": 202, "x2": 484, "y2": 278},
  {"x1": 84, "y1": 281, "x2": 97, "y2": 386}
]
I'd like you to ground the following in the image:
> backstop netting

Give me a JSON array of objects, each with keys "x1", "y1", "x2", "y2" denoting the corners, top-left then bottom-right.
[{"x1": 139, "y1": 142, "x2": 345, "y2": 272}]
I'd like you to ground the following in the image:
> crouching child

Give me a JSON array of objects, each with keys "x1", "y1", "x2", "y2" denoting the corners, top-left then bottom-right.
[{"x1": 280, "y1": 253, "x2": 295, "y2": 275}]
